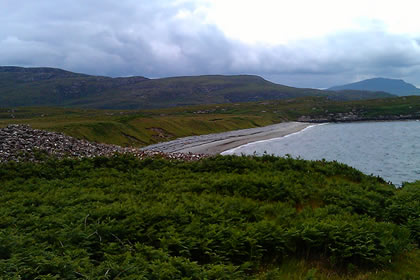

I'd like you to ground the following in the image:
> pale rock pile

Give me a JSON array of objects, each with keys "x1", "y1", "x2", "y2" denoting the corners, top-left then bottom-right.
[{"x1": 0, "y1": 124, "x2": 206, "y2": 163}]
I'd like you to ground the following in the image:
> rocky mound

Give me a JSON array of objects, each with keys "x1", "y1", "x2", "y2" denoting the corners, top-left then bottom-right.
[{"x1": 0, "y1": 124, "x2": 205, "y2": 163}]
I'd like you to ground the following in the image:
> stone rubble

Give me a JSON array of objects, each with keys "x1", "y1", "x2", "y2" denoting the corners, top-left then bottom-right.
[{"x1": 0, "y1": 124, "x2": 207, "y2": 163}]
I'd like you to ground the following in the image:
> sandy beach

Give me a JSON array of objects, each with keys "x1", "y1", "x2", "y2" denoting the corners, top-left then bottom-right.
[{"x1": 141, "y1": 122, "x2": 312, "y2": 155}]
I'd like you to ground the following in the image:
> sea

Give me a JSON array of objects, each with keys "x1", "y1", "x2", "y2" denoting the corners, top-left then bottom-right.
[{"x1": 222, "y1": 120, "x2": 420, "y2": 186}]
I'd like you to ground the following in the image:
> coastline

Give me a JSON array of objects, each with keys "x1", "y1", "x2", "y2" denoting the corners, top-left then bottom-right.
[
  {"x1": 221, "y1": 123, "x2": 325, "y2": 155},
  {"x1": 141, "y1": 122, "x2": 313, "y2": 155}
]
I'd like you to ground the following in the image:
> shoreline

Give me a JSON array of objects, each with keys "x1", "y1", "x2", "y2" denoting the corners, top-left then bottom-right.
[
  {"x1": 141, "y1": 122, "x2": 313, "y2": 155},
  {"x1": 219, "y1": 119, "x2": 420, "y2": 155},
  {"x1": 221, "y1": 123, "x2": 325, "y2": 155},
  {"x1": 142, "y1": 119, "x2": 420, "y2": 156}
]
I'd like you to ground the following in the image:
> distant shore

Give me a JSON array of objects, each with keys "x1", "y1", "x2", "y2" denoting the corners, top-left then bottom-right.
[{"x1": 142, "y1": 122, "x2": 312, "y2": 155}]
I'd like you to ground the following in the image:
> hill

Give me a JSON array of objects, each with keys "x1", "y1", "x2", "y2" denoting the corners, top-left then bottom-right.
[
  {"x1": 329, "y1": 77, "x2": 420, "y2": 96},
  {"x1": 0, "y1": 66, "x2": 394, "y2": 109}
]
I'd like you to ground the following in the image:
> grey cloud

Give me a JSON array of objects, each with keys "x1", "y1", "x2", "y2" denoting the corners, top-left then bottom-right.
[
  {"x1": 1, "y1": 0, "x2": 420, "y2": 88},
  {"x1": 229, "y1": 31, "x2": 420, "y2": 87}
]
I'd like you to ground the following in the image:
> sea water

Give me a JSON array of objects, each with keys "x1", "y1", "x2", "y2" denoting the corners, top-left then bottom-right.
[{"x1": 222, "y1": 120, "x2": 420, "y2": 186}]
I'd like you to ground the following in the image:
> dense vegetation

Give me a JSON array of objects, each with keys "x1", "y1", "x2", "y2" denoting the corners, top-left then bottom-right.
[
  {"x1": 0, "y1": 66, "x2": 393, "y2": 109},
  {"x1": 2, "y1": 96, "x2": 420, "y2": 147},
  {"x1": 0, "y1": 155, "x2": 418, "y2": 279}
]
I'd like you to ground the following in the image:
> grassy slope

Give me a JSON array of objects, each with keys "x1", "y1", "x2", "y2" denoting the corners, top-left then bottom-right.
[
  {"x1": 1, "y1": 97, "x2": 419, "y2": 278},
  {"x1": 258, "y1": 250, "x2": 420, "y2": 279},
  {"x1": 0, "y1": 106, "x2": 280, "y2": 147},
  {"x1": 2, "y1": 96, "x2": 420, "y2": 148},
  {"x1": 0, "y1": 155, "x2": 418, "y2": 279}
]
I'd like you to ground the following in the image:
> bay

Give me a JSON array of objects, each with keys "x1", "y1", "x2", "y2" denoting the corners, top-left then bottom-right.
[{"x1": 223, "y1": 120, "x2": 420, "y2": 186}]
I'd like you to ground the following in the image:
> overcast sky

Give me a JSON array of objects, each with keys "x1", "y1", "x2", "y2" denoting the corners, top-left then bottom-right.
[{"x1": 1, "y1": 0, "x2": 420, "y2": 88}]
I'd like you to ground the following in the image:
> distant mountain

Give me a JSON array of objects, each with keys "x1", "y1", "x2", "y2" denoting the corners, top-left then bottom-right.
[
  {"x1": 328, "y1": 78, "x2": 420, "y2": 96},
  {"x1": 0, "y1": 66, "x2": 394, "y2": 109}
]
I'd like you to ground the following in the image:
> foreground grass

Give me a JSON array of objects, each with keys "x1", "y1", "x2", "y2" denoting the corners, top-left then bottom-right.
[
  {"x1": 0, "y1": 155, "x2": 418, "y2": 279},
  {"x1": 258, "y1": 250, "x2": 420, "y2": 279}
]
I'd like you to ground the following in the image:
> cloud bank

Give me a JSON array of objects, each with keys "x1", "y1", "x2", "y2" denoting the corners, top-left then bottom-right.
[{"x1": 1, "y1": 0, "x2": 420, "y2": 88}]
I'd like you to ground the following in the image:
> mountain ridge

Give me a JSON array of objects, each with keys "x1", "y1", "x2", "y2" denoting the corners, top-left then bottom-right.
[
  {"x1": 0, "y1": 66, "x2": 394, "y2": 109},
  {"x1": 328, "y1": 77, "x2": 420, "y2": 96}
]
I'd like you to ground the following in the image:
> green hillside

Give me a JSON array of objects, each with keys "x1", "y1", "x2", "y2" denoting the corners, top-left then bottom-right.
[
  {"x1": 1, "y1": 95, "x2": 420, "y2": 279},
  {"x1": 0, "y1": 155, "x2": 418, "y2": 279},
  {"x1": 0, "y1": 66, "x2": 394, "y2": 109},
  {"x1": 1, "y1": 96, "x2": 420, "y2": 148}
]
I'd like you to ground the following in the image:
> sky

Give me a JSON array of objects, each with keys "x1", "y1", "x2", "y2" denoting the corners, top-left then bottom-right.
[{"x1": 1, "y1": 0, "x2": 420, "y2": 88}]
